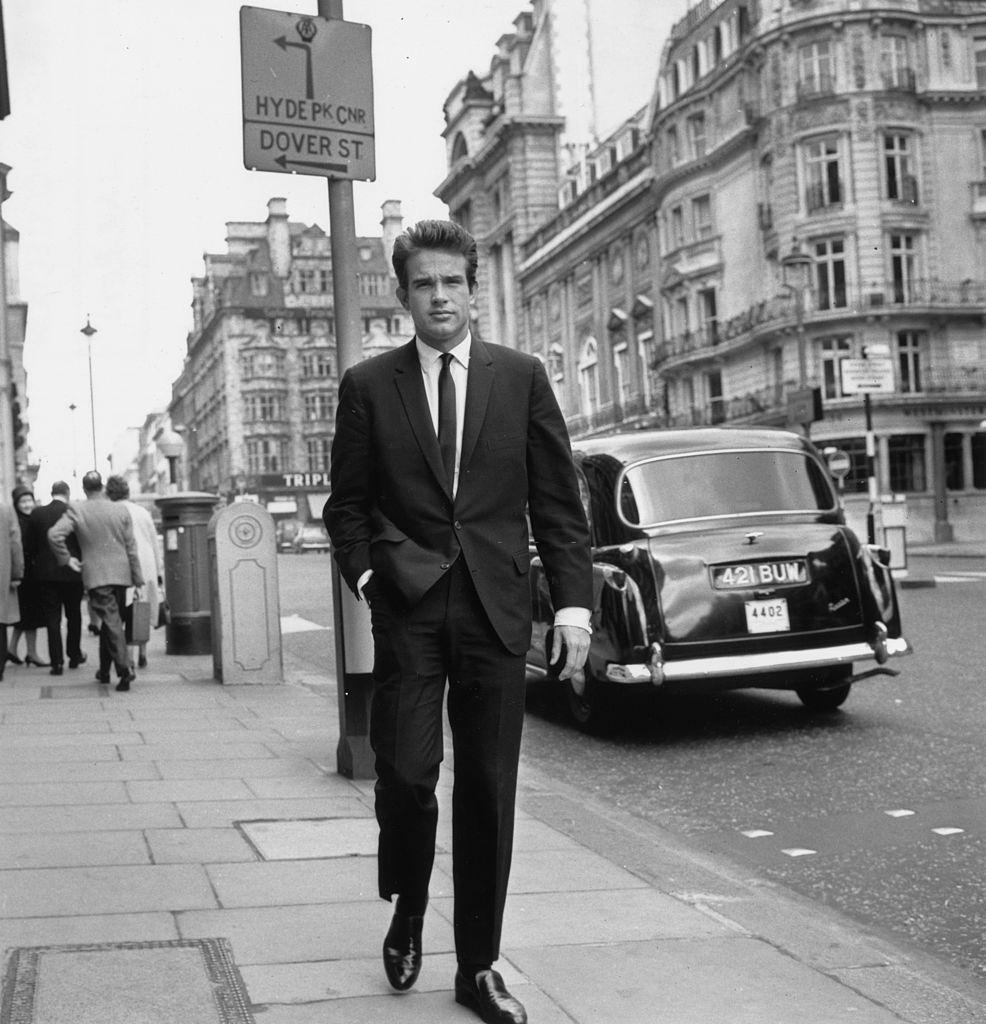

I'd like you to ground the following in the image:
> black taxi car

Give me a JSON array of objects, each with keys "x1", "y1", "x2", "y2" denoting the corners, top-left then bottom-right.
[{"x1": 526, "y1": 427, "x2": 910, "y2": 731}]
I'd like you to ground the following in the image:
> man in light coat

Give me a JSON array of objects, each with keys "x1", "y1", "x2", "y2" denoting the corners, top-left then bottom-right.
[{"x1": 48, "y1": 471, "x2": 143, "y2": 691}]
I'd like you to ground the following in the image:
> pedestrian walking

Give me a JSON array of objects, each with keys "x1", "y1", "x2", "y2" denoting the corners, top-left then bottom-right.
[
  {"x1": 325, "y1": 220, "x2": 592, "y2": 1024},
  {"x1": 0, "y1": 499, "x2": 23, "y2": 680},
  {"x1": 8, "y1": 485, "x2": 48, "y2": 667},
  {"x1": 106, "y1": 475, "x2": 162, "y2": 670},
  {"x1": 47, "y1": 471, "x2": 143, "y2": 692},
  {"x1": 27, "y1": 481, "x2": 86, "y2": 676}
]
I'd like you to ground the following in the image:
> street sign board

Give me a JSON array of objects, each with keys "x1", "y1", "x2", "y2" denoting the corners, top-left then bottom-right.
[
  {"x1": 840, "y1": 357, "x2": 895, "y2": 394},
  {"x1": 825, "y1": 448, "x2": 852, "y2": 480},
  {"x1": 240, "y1": 7, "x2": 375, "y2": 180},
  {"x1": 786, "y1": 386, "x2": 822, "y2": 427}
]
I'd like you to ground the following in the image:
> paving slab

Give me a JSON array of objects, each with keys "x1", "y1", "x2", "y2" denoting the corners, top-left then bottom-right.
[
  {"x1": 0, "y1": 803, "x2": 183, "y2": 834},
  {"x1": 177, "y1": 902, "x2": 455, "y2": 966},
  {"x1": 0, "y1": 761, "x2": 160, "y2": 784},
  {"x1": 207, "y1": 859, "x2": 377, "y2": 907},
  {"x1": 176, "y1": 797, "x2": 371, "y2": 830},
  {"x1": 125, "y1": 779, "x2": 256, "y2": 803},
  {"x1": 119, "y1": 742, "x2": 276, "y2": 762},
  {"x1": 238, "y1": 817, "x2": 377, "y2": 859},
  {"x1": 145, "y1": 828, "x2": 258, "y2": 865},
  {"x1": 153, "y1": 757, "x2": 322, "y2": 780},
  {"x1": 0, "y1": 913, "x2": 179, "y2": 954},
  {"x1": 0, "y1": 781, "x2": 129, "y2": 807},
  {"x1": 0, "y1": 831, "x2": 150, "y2": 869}
]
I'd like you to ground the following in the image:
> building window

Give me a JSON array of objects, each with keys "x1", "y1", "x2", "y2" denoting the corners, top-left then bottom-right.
[
  {"x1": 670, "y1": 206, "x2": 685, "y2": 247},
  {"x1": 246, "y1": 438, "x2": 287, "y2": 474},
  {"x1": 881, "y1": 34, "x2": 912, "y2": 89},
  {"x1": 896, "y1": 330, "x2": 923, "y2": 393},
  {"x1": 454, "y1": 200, "x2": 472, "y2": 235},
  {"x1": 578, "y1": 337, "x2": 600, "y2": 415},
  {"x1": 820, "y1": 336, "x2": 852, "y2": 399},
  {"x1": 241, "y1": 350, "x2": 284, "y2": 379},
  {"x1": 814, "y1": 237, "x2": 848, "y2": 310},
  {"x1": 804, "y1": 135, "x2": 843, "y2": 210},
  {"x1": 707, "y1": 370, "x2": 724, "y2": 423},
  {"x1": 692, "y1": 194, "x2": 713, "y2": 239},
  {"x1": 890, "y1": 234, "x2": 917, "y2": 304},
  {"x1": 697, "y1": 287, "x2": 718, "y2": 345},
  {"x1": 884, "y1": 133, "x2": 917, "y2": 203},
  {"x1": 687, "y1": 112, "x2": 706, "y2": 159},
  {"x1": 613, "y1": 342, "x2": 630, "y2": 409},
  {"x1": 307, "y1": 437, "x2": 331, "y2": 473},
  {"x1": 945, "y1": 432, "x2": 965, "y2": 490},
  {"x1": 972, "y1": 433, "x2": 986, "y2": 489},
  {"x1": 666, "y1": 126, "x2": 680, "y2": 165},
  {"x1": 975, "y1": 37, "x2": 986, "y2": 88},
  {"x1": 798, "y1": 39, "x2": 834, "y2": 96},
  {"x1": 244, "y1": 393, "x2": 285, "y2": 422},
  {"x1": 249, "y1": 272, "x2": 268, "y2": 297},
  {"x1": 547, "y1": 342, "x2": 564, "y2": 384},
  {"x1": 300, "y1": 350, "x2": 334, "y2": 379},
  {"x1": 888, "y1": 435, "x2": 926, "y2": 492},
  {"x1": 304, "y1": 391, "x2": 335, "y2": 422}
]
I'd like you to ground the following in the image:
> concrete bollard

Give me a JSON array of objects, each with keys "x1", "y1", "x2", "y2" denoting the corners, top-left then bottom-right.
[{"x1": 208, "y1": 501, "x2": 283, "y2": 684}]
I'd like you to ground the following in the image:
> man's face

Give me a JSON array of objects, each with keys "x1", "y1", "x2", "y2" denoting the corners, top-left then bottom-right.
[{"x1": 397, "y1": 249, "x2": 475, "y2": 352}]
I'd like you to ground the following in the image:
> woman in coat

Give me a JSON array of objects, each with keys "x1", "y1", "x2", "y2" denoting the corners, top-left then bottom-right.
[
  {"x1": 9, "y1": 485, "x2": 47, "y2": 666},
  {"x1": 0, "y1": 500, "x2": 24, "y2": 680}
]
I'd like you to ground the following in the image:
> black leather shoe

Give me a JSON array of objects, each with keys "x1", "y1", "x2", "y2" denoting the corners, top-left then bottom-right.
[
  {"x1": 382, "y1": 913, "x2": 423, "y2": 991},
  {"x1": 115, "y1": 671, "x2": 135, "y2": 692},
  {"x1": 25, "y1": 655, "x2": 50, "y2": 667},
  {"x1": 454, "y1": 968, "x2": 527, "y2": 1024},
  {"x1": 6, "y1": 652, "x2": 22, "y2": 665},
  {"x1": 50, "y1": 665, "x2": 63, "y2": 676},
  {"x1": 95, "y1": 671, "x2": 110, "y2": 684},
  {"x1": 69, "y1": 652, "x2": 87, "y2": 669}
]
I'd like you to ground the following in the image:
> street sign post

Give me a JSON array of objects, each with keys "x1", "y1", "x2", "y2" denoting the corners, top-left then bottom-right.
[
  {"x1": 839, "y1": 357, "x2": 895, "y2": 395},
  {"x1": 240, "y1": 6, "x2": 375, "y2": 180}
]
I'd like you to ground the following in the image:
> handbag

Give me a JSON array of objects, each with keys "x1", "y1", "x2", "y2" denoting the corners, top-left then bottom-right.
[
  {"x1": 131, "y1": 599, "x2": 152, "y2": 644},
  {"x1": 157, "y1": 598, "x2": 171, "y2": 628}
]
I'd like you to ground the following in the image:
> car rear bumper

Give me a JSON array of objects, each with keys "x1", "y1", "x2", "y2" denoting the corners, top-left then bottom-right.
[{"x1": 605, "y1": 635, "x2": 911, "y2": 686}]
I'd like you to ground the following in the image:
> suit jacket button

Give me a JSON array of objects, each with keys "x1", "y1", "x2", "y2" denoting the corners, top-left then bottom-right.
[
  {"x1": 454, "y1": 520, "x2": 462, "y2": 530},
  {"x1": 441, "y1": 562, "x2": 450, "y2": 570}
]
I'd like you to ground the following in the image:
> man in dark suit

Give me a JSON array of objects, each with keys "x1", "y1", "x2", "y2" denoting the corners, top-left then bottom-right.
[
  {"x1": 48, "y1": 471, "x2": 143, "y2": 692},
  {"x1": 325, "y1": 220, "x2": 592, "y2": 1024},
  {"x1": 27, "y1": 481, "x2": 86, "y2": 676}
]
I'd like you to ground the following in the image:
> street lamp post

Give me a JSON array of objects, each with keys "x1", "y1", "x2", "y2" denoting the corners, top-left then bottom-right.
[
  {"x1": 80, "y1": 319, "x2": 98, "y2": 469},
  {"x1": 156, "y1": 428, "x2": 185, "y2": 494},
  {"x1": 68, "y1": 403, "x2": 78, "y2": 478},
  {"x1": 780, "y1": 239, "x2": 815, "y2": 389}
]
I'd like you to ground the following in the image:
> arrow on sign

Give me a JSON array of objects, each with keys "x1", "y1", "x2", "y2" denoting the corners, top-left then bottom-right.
[
  {"x1": 275, "y1": 36, "x2": 314, "y2": 99},
  {"x1": 275, "y1": 154, "x2": 347, "y2": 173}
]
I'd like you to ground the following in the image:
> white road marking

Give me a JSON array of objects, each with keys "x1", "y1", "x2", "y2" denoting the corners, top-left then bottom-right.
[
  {"x1": 931, "y1": 827, "x2": 965, "y2": 836},
  {"x1": 885, "y1": 809, "x2": 915, "y2": 817},
  {"x1": 781, "y1": 848, "x2": 817, "y2": 857},
  {"x1": 740, "y1": 829, "x2": 774, "y2": 838}
]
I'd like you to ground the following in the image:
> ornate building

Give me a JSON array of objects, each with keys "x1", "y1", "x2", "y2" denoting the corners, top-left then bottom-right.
[
  {"x1": 169, "y1": 197, "x2": 410, "y2": 521},
  {"x1": 440, "y1": 0, "x2": 986, "y2": 544}
]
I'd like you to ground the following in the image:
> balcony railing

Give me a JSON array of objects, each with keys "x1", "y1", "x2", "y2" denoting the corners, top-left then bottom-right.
[
  {"x1": 796, "y1": 76, "x2": 836, "y2": 101},
  {"x1": 890, "y1": 174, "x2": 919, "y2": 205},
  {"x1": 806, "y1": 180, "x2": 843, "y2": 212},
  {"x1": 881, "y1": 66, "x2": 917, "y2": 92}
]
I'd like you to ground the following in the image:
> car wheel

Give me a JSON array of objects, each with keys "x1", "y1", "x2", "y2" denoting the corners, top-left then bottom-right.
[
  {"x1": 796, "y1": 670, "x2": 852, "y2": 712},
  {"x1": 562, "y1": 668, "x2": 614, "y2": 734}
]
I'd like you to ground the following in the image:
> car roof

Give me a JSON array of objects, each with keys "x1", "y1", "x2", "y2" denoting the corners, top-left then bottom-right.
[{"x1": 571, "y1": 426, "x2": 815, "y2": 464}]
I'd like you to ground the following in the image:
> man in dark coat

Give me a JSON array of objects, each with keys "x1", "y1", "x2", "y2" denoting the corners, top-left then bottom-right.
[
  {"x1": 325, "y1": 220, "x2": 592, "y2": 1024},
  {"x1": 27, "y1": 481, "x2": 86, "y2": 676}
]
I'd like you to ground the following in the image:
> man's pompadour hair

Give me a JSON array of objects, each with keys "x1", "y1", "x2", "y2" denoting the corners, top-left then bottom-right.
[{"x1": 391, "y1": 220, "x2": 478, "y2": 291}]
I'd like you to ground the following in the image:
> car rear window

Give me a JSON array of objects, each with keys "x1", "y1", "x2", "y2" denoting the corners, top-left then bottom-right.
[{"x1": 618, "y1": 448, "x2": 836, "y2": 528}]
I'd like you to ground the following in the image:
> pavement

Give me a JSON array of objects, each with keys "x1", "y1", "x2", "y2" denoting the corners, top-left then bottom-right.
[{"x1": 2, "y1": 609, "x2": 986, "y2": 1024}]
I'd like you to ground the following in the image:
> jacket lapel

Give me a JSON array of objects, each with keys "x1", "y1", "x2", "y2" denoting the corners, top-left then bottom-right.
[
  {"x1": 460, "y1": 338, "x2": 493, "y2": 480},
  {"x1": 393, "y1": 340, "x2": 450, "y2": 496}
]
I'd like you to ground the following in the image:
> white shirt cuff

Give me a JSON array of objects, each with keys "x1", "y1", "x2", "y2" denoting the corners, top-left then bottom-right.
[
  {"x1": 356, "y1": 569, "x2": 374, "y2": 600},
  {"x1": 553, "y1": 606, "x2": 592, "y2": 635}
]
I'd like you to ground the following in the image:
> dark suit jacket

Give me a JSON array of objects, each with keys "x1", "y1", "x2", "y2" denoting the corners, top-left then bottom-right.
[
  {"x1": 26, "y1": 499, "x2": 80, "y2": 583},
  {"x1": 325, "y1": 337, "x2": 592, "y2": 655}
]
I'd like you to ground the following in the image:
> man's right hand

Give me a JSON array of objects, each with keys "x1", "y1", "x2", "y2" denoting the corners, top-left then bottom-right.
[{"x1": 67, "y1": 556, "x2": 82, "y2": 574}]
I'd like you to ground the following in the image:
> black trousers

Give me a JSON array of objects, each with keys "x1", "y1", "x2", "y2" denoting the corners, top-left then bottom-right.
[
  {"x1": 38, "y1": 580, "x2": 85, "y2": 668},
  {"x1": 88, "y1": 585, "x2": 129, "y2": 679},
  {"x1": 367, "y1": 559, "x2": 527, "y2": 967}
]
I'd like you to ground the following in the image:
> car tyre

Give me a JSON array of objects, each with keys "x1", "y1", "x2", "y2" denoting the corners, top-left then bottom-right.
[{"x1": 796, "y1": 670, "x2": 852, "y2": 712}]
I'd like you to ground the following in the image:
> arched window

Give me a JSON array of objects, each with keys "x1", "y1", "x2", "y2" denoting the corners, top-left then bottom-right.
[
  {"x1": 451, "y1": 132, "x2": 469, "y2": 162},
  {"x1": 578, "y1": 337, "x2": 600, "y2": 414}
]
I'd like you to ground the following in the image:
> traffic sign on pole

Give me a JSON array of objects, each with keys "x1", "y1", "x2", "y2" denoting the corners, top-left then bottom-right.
[
  {"x1": 240, "y1": 6, "x2": 375, "y2": 180},
  {"x1": 840, "y1": 357, "x2": 895, "y2": 394}
]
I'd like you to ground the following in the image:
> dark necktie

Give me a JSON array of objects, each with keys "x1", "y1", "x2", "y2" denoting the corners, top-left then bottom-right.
[{"x1": 438, "y1": 352, "x2": 456, "y2": 490}]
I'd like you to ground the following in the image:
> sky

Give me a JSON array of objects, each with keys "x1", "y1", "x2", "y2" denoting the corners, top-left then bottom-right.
[{"x1": 1, "y1": 0, "x2": 688, "y2": 493}]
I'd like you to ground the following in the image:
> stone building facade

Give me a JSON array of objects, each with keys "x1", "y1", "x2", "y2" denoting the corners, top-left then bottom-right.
[
  {"x1": 440, "y1": 0, "x2": 986, "y2": 544},
  {"x1": 169, "y1": 198, "x2": 410, "y2": 521}
]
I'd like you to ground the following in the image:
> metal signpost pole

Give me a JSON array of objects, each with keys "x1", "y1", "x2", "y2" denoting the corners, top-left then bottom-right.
[
  {"x1": 864, "y1": 391, "x2": 877, "y2": 544},
  {"x1": 318, "y1": 0, "x2": 375, "y2": 779}
]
